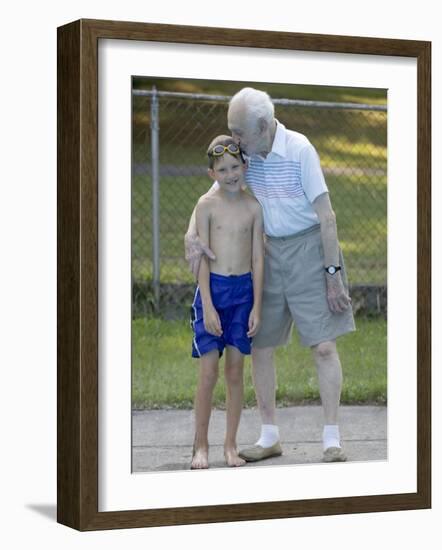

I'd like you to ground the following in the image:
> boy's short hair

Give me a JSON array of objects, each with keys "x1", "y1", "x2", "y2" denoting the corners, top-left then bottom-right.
[{"x1": 207, "y1": 135, "x2": 245, "y2": 169}]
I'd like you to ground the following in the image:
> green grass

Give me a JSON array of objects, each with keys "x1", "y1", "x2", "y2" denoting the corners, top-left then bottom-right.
[
  {"x1": 132, "y1": 317, "x2": 387, "y2": 409},
  {"x1": 132, "y1": 109, "x2": 387, "y2": 167},
  {"x1": 133, "y1": 78, "x2": 387, "y2": 106}
]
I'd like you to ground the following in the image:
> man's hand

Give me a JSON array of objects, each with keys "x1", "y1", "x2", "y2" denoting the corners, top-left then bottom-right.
[
  {"x1": 184, "y1": 232, "x2": 216, "y2": 279},
  {"x1": 326, "y1": 273, "x2": 352, "y2": 313},
  {"x1": 202, "y1": 304, "x2": 223, "y2": 337},
  {"x1": 247, "y1": 306, "x2": 261, "y2": 337}
]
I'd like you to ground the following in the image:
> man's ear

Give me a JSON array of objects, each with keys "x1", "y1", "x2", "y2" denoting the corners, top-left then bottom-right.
[
  {"x1": 208, "y1": 168, "x2": 216, "y2": 181},
  {"x1": 258, "y1": 117, "x2": 268, "y2": 134}
]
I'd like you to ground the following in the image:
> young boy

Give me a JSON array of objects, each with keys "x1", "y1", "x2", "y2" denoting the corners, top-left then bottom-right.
[{"x1": 190, "y1": 135, "x2": 264, "y2": 469}]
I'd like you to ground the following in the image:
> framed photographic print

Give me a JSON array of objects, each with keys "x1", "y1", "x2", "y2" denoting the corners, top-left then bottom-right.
[
  {"x1": 57, "y1": 19, "x2": 431, "y2": 530},
  {"x1": 130, "y1": 75, "x2": 389, "y2": 475}
]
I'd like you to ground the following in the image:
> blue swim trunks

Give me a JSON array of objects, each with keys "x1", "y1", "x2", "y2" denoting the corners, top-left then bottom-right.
[{"x1": 190, "y1": 272, "x2": 254, "y2": 358}]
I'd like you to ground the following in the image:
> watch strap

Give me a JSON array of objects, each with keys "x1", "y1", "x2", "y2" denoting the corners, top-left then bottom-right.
[{"x1": 325, "y1": 265, "x2": 342, "y2": 275}]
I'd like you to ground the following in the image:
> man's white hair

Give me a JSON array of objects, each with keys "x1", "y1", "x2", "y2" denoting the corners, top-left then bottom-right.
[{"x1": 229, "y1": 87, "x2": 274, "y2": 127}]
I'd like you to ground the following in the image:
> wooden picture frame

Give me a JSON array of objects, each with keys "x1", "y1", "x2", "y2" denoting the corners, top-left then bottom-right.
[{"x1": 57, "y1": 18, "x2": 431, "y2": 531}]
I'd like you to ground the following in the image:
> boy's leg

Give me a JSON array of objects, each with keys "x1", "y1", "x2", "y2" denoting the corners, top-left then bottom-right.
[
  {"x1": 192, "y1": 349, "x2": 219, "y2": 469},
  {"x1": 224, "y1": 345, "x2": 246, "y2": 467}
]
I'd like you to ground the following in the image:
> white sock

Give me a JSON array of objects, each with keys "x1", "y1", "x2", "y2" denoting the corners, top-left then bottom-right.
[
  {"x1": 256, "y1": 424, "x2": 280, "y2": 448},
  {"x1": 323, "y1": 425, "x2": 341, "y2": 450}
]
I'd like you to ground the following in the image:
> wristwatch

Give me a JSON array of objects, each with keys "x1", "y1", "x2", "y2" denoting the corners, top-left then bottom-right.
[{"x1": 325, "y1": 265, "x2": 342, "y2": 275}]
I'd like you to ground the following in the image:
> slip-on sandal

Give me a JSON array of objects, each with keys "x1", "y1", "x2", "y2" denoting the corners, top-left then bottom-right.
[{"x1": 238, "y1": 441, "x2": 283, "y2": 462}]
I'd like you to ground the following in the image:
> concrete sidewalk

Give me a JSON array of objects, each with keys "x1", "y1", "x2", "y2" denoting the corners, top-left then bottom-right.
[{"x1": 132, "y1": 405, "x2": 387, "y2": 472}]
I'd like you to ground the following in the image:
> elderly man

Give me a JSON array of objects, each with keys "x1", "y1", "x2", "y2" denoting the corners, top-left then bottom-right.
[{"x1": 185, "y1": 87, "x2": 355, "y2": 463}]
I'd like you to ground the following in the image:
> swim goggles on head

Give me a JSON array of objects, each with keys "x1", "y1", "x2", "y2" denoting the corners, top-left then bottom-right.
[{"x1": 209, "y1": 143, "x2": 243, "y2": 158}]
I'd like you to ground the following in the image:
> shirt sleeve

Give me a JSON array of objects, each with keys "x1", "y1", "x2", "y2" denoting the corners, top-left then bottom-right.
[{"x1": 300, "y1": 144, "x2": 328, "y2": 204}]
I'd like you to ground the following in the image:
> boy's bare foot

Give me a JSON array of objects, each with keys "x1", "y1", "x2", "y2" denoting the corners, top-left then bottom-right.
[
  {"x1": 224, "y1": 447, "x2": 246, "y2": 467},
  {"x1": 191, "y1": 447, "x2": 209, "y2": 469}
]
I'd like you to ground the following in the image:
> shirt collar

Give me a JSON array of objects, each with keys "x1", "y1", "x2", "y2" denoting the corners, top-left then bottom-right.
[{"x1": 269, "y1": 119, "x2": 287, "y2": 158}]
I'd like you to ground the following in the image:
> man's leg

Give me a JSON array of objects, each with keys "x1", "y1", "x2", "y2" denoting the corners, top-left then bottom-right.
[
  {"x1": 311, "y1": 340, "x2": 347, "y2": 462},
  {"x1": 252, "y1": 346, "x2": 277, "y2": 425},
  {"x1": 238, "y1": 346, "x2": 282, "y2": 461}
]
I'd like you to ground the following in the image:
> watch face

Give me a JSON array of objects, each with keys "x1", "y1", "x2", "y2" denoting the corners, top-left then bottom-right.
[{"x1": 328, "y1": 266, "x2": 336, "y2": 274}]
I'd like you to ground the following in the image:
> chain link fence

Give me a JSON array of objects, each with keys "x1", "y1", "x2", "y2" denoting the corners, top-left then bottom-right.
[{"x1": 132, "y1": 89, "x2": 387, "y2": 318}]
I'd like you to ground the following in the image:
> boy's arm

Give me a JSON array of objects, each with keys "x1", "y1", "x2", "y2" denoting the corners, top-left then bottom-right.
[
  {"x1": 195, "y1": 201, "x2": 222, "y2": 336},
  {"x1": 187, "y1": 182, "x2": 219, "y2": 236},
  {"x1": 247, "y1": 203, "x2": 265, "y2": 337},
  {"x1": 195, "y1": 201, "x2": 212, "y2": 307},
  {"x1": 184, "y1": 184, "x2": 218, "y2": 277}
]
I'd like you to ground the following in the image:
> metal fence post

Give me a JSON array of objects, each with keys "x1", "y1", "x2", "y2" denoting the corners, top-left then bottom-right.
[{"x1": 150, "y1": 86, "x2": 160, "y2": 313}]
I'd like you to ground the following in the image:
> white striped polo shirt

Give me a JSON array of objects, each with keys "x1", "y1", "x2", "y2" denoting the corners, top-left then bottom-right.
[
  {"x1": 244, "y1": 120, "x2": 328, "y2": 237},
  {"x1": 210, "y1": 121, "x2": 328, "y2": 237}
]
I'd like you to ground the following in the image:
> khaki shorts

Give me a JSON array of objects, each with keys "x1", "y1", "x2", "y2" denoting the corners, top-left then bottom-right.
[{"x1": 253, "y1": 224, "x2": 356, "y2": 348}]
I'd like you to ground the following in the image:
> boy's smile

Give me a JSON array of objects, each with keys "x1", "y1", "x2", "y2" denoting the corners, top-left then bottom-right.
[{"x1": 208, "y1": 152, "x2": 247, "y2": 195}]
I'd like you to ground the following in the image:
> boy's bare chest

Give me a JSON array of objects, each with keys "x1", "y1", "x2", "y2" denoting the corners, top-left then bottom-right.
[{"x1": 210, "y1": 207, "x2": 254, "y2": 238}]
